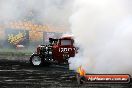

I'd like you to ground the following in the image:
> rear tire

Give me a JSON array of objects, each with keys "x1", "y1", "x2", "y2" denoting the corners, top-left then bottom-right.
[{"x1": 30, "y1": 54, "x2": 44, "y2": 66}]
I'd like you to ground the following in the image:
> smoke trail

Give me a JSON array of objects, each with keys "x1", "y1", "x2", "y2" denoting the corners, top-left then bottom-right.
[{"x1": 69, "y1": 0, "x2": 132, "y2": 74}]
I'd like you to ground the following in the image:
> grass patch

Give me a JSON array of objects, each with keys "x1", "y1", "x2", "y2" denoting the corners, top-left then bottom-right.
[{"x1": 0, "y1": 49, "x2": 33, "y2": 56}]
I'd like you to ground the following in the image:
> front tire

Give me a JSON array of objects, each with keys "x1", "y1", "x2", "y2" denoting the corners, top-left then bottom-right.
[{"x1": 30, "y1": 54, "x2": 43, "y2": 66}]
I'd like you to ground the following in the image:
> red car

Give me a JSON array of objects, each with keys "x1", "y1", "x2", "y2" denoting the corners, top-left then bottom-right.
[{"x1": 30, "y1": 36, "x2": 77, "y2": 66}]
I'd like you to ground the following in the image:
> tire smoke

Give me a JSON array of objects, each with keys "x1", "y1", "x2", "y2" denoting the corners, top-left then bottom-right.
[
  {"x1": 69, "y1": 0, "x2": 132, "y2": 74},
  {"x1": 0, "y1": 0, "x2": 72, "y2": 25}
]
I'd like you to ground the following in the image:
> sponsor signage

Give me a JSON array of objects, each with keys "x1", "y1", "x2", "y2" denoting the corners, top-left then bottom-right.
[{"x1": 4, "y1": 29, "x2": 29, "y2": 48}]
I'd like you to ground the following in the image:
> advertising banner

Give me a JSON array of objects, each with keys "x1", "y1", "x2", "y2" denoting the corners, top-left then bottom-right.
[{"x1": 4, "y1": 29, "x2": 29, "y2": 48}]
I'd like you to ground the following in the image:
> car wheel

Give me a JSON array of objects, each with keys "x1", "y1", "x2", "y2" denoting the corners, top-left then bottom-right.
[{"x1": 30, "y1": 54, "x2": 43, "y2": 66}]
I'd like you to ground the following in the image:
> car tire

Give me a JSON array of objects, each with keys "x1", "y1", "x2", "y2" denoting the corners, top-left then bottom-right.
[{"x1": 30, "y1": 54, "x2": 44, "y2": 66}]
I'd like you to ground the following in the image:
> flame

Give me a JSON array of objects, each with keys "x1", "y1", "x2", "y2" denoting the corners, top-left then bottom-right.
[{"x1": 77, "y1": 66, "x2": 86, "y2": 76}]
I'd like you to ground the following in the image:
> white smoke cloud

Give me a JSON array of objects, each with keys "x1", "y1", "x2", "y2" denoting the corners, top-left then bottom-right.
[
  {"x1": 0, "y1": 0, "x2": 73, "y2": 50},
  {"x1": 69, "y1": 0, "x2": 132, "y2": 74},
  {"x1": 0, "y1": 0, "x2": 72, "y2": 25}
]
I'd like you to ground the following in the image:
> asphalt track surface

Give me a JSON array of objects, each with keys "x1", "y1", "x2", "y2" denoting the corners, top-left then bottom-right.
[{"x1": 0, "y1": 56, "x2": 131, "y2": 88}]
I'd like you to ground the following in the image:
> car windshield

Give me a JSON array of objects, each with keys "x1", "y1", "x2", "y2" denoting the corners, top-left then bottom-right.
[{"x1": 61, "y1": 40, "x2": 71, "y2": 45}]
